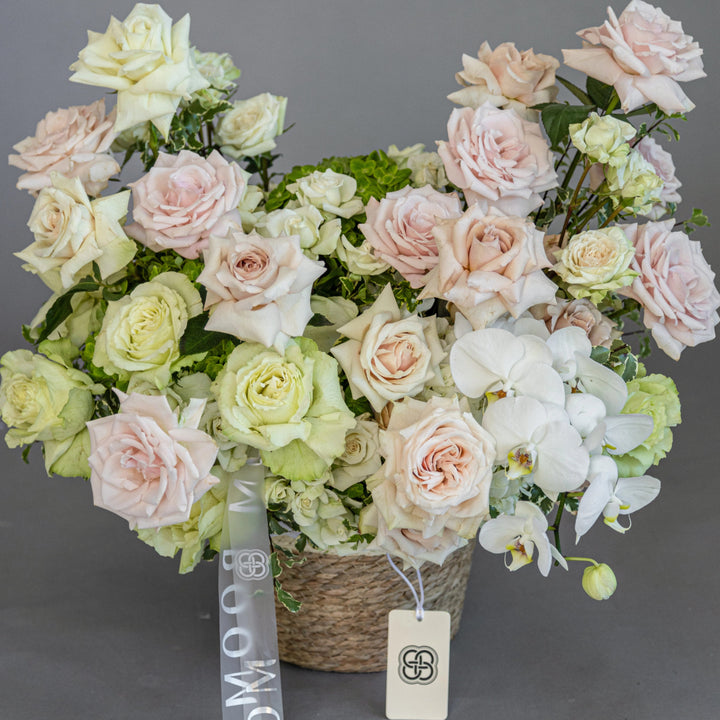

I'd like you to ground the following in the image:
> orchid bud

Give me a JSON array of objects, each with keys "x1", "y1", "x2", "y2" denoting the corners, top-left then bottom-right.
[{"x1": 582, "y1": 563, "x2": 617, "y2": 601}]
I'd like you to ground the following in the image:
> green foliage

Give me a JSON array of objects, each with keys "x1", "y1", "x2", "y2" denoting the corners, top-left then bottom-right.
[
  {"x1": 265, "y1": 150, "x2": 412, "y2": 211},
  {"x1": 128, "y1": 244, "x2": 205, "y2": 285},
  {"x1": 188, "y1": 336, "x2": 240, "y2": 381},
  {"x1": 275, "y1": 582, "x2": 302, "y2": 613},
  {"x1": 33, "y1": 278, "x2": 100, "y2": 344},
  {"x1": 521, "y1": 483, "x2": 555, "y2": 515},
  {"x1": 537, "y1": 103, "x2": 595, "y2": 151},
  {"x1": 179, "y1": 313, "x2": 238, "y2": 356},
  {"x1": 585, "y1": 77, "x2": 615, "y2": 111},
  {"x1": 683, "y1": 207, "x2": 710, "y2": 234}
]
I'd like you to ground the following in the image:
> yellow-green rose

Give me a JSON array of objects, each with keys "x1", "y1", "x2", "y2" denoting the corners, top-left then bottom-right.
[
  {"x1": 570, "y1": 113, "x2": 635, "y2": 167},
  {"x1": 0, "y1": 349, "x2": 100, "y2": 449},
  {"x1": 613, "y1": 372, "x2": 681, "y2": 477},
  {"x1": 93, "y1": 272, "x2": 202, "y2": 389},
  {"x1": 212, "y1": 338, "x2": 355, "y2": 482},
  {"x1": 217, "y1": 93, "x2": 287, "y2": 158}
]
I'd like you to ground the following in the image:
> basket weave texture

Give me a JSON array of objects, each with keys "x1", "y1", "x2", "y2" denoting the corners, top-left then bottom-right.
[{"x1": 273, "y1": 542, "x2": 474, "y2": 672}]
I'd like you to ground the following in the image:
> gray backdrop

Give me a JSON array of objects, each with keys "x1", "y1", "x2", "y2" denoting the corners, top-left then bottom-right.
[{"x1": 1, "y1": 0, "x2": 719, "y2": 718}]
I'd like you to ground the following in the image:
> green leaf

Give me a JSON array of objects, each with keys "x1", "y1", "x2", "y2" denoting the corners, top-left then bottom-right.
[
  {"x1": 179, "y1": 313, "x2": 236, "y2": 355},
  {"x1": 556, "y1": 75, "x2": 592, "y2": 105},
  {"x1": 295, "y1": 534, "x2": 307, "y2": 553},
  {"x1": 270, "y1": 551, "x2": 282, "y2": 579},
  {"x1": 21, "y1": 444, "x2": 32, "y2": 464},
  {"x1": 590, "y1": 346, "x2": 611, "y2": 364},
  {"x1": 621, "y1": 353, "x2": 639, "y2": 382},
  {"x1": 275, "y1": 581, "x2": 302, "y2": 613},
  {"x1": 586, "y1": 77, "x2": 615, "y2": 110},
  {"x1": 541, "y1": 104, "x2": 595, "y2": 150},
  {"x1": 36, "y1": 279, "x2": 100, "y2": 343}
]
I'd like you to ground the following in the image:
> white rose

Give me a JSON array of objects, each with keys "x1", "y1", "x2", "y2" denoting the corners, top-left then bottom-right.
[
  {"x1": 330, "y1": 415, "x2": 383, "y2": 491},
  {"x1": 17, "y1": 173, "x2": 134, "y2": 292},
  {"x1": 335, "y1": 236, "x2": 390, "y2": 276},
  {"x1": 288, "y1": 169, "x2": 364, "y2": 219},
  {"x1": 331, "y1": 285, "x2": 445, "y2": 413},
  {"x1": 255, "y1": 206, "x2": 340, "y2": 259},
  {"x1": 217, "y1": 93, "x2": 287, "y2": 158},
  {"x1": 554, "y1": 227, "x2": 637, "y2": 302},
  {"x1": 69, "y1": 5, "x2": 209, "y2": 136}
]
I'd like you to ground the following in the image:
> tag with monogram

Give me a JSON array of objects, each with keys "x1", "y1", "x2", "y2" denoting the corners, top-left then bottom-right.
[{"x1": 385, "y1": 609, "x2": 450, "y2": 720}]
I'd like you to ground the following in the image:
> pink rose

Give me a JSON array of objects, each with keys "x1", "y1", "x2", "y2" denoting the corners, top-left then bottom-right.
[
  {"x1": 438, "y1": 103, "x2": 557, "y2": 217},
  {"x1": 359, "y1": 185, "x2": 462, "y2": 288},
  {"x1": 197, "y1": 230, "x2": 325, "y2": 348},
  {"x1": 636, "y1": 137, "x2": 682, "y2": 219},
  {"x1": 534, "y1": 298, "x2": 619, "y2": 348},
  {"x1": 620, "y1": 221, "x2": 720, "y2": 359},
  {"x1": 448, "y1": 42, "x2": 559, "y2": 121},
  {"x1": 562, "y1": 0, "x2": 705, "y2": 114},
  {"x1": 126, "y1": 150, "x2": 246, "y2": 259},
  {"x1": 8, "y1": 99, "x2": 119, "y2": 197},
  {"x1": 87, "y1": 392, "x2": 219, "y2": 530},
  {"x1": 371, "y1": 396, "x2": 496, "y2": 540},
  {"x1": 419, "y1": 205, "x2": 557, "y2": 328}
]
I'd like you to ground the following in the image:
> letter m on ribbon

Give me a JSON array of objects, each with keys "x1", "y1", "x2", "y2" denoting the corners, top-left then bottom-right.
[{"x1": 224, "y1": 660, "x2": 279, "y2": 708}]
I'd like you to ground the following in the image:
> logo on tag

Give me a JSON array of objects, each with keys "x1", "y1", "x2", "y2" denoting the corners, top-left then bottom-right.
[
  {"x1": 234, "y1": 549, "x2": 270, "y2": 580},
  {"x1": 398, "y1": 645, "x2": 439, "y2": 685}
]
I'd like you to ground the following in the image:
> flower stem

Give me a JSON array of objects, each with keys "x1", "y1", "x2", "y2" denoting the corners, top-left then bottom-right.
[
  {"x1": 564, "y1": 556, "x2": 599, "y2": 566},
  {"x1": 599, "y1": 203, "x2": 625, "y2": 228},
  {"x1": 559, "y1": 161, "x2": 591, "y2": 248},
  {"x1": 552, "y1": 493, "x2": 567, "y2": 561}
]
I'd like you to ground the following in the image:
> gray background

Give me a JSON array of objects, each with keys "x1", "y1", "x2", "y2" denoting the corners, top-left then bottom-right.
[{"x1": 1, "y1": 0, "x2": 719, "y2": 718}]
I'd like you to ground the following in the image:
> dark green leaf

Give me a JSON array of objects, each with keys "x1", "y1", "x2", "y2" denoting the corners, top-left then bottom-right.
[
  {"x1": 21, "y1": 445, "x2": 32, "y2": 464},
  {"x1": 585, "y1": 77, "x2": 615, "y2": 110},
  {"x1": 295, "y1": 534, "x2": 307, "y2": 553},
  {"x1": 36, "y1": 279, "x2": 100, "y2": 343},
  {"x1": 270, "y1": 552, "x2": 282, "y2": 579},
  {"x1": 541, "y1": 104, "x2": 595, "y2": 150},
  {"x1": 556, "y1": 75, "x2": 592, "y2": 105},
  {"x1": 621, "y1": 353, "x2": 639, "y2": 382},
  {"x1": 179, "y1": 313, "x2": 235, "y2": 355},
  {"x1": 590, "y1": 346, "x2": 611, "y2": 364}
]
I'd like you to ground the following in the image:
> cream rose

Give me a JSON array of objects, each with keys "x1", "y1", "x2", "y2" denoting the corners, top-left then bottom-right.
[
  {"x1": 387, "y1": 144, "x2": 448, "y2": 189},
  {"x1": 569, "y1": 113, "x2": 636, "y2": 167},
  {"x1": 330, "y1": 415, "x2": 383, "y2": 492},
  {"x1": 9, "y1": 100, "x2": 119, "y2": 197},
  {"x1": 87, "y1": 392, "x2": 218, "y2": 530},
  {"x1": 562, "y1": 0, "x2": 705, "y2": 114},
  {"x1": 419, "y1": 205, "x2": 557, "y2": 329},
  {"x1": 370, "y1": 396, "x2": 496, "y2": 539},
  {"x1": 16, "y1": 173, "x2": 134, "y2": 293},
  {"x1": 360, "y1": 185, "x2": 462, "y2": 288},
  {"x1": 93, "y1": 272, "x2": 202, "y2": 388},
  {"x1": 534, "y1": 298, "x2": 619, "y2": 348},
  {"x1": 126, "y1": 150, "x2": 246, "y2": 260},
  {"x1": 197, "y1": 229, "x2": 325, "y2": 349},
  {"x1": 619, "y1": 221, "x2": 720, "y2": 359},
  {"x1": 438, "y1": 103, "x2": 557, "y2": 217},
  {"x1": 604, "y1": 150, "x2": 663, "y2": 214},
  {"x1": 331, "y1": 285, "x2": 445, "y2": 413},
  {"x1": 554, "y1": 227, "x2": 637, "y2": 302},
  {"x1": 69, "y1": 4, "x2": 209, "y2": 136},
  {"x1": 448, "y1": 42, "x2": 559, "y2": 120},
  {"x1": 255, "y1": 206, "x2": 340, "y2": 259},
  {"x1": 335, "y1": 236, "x2": 390, "y2": 275},
  {"x1": 217, "y1": 93, "x2": 287, "y2": 158},
  {"x1": 288, "y1": 169, "x2": 364, "y2": 219}
]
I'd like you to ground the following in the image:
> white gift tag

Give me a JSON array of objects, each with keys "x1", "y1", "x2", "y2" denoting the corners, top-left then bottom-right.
[{"x1": 385, "y1": 609, "x2": 450, "y2": 720}]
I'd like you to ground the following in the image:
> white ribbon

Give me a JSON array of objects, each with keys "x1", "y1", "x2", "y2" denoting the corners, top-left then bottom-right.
[{"x1": 218, "y1": 460, "x2": 284, "y2": 719}]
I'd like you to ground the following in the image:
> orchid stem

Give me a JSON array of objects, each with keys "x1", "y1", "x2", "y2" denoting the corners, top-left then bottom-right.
[
  {"x1": 564, "y1": 557, "x2": 600, "y2": 566},
  {"x1": 552, "y1": 493, "x2": 567, "y2": 563}
]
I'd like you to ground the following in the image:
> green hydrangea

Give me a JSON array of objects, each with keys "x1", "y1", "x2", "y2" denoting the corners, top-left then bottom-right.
[{"x1": 614, "y1": 372, "x2": 681, "y2": 477}]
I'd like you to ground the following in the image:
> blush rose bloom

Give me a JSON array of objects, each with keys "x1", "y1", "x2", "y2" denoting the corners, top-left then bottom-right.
[
  {"x1": 359, "y1": 185, "x2": 462, "y2": 288},
  {"x1": 438, "y1": 103, "x2": 557, "y2": 217},
  {"x1": 197, "y1": 229, "x2": 325, "y2": 349},
  {"x1": 370, "y1": 396, "x2": 496, "y2": 539},
  {"x1": 448, "y1": 42, "x2": 559, "y2": 121},
  {"x1": 619, "y1": 221, "x2": 720, "y2": 359},
  {"x1": 126, "y1": 150, "x2": 246, "y2": 259},
  {"x1": 331, "y1": 285, "x2": 445, "y2": 413},
  {"x1": 9, "y1": 100, "x2": 119, "y2": 197},
  {"x1": 419, "y1": 205, "x2": 557, "y2": 329},
  {"x1": 636, "y1": 137, "x2": 682, "y2": 219},
  {"x1": 533, "y1": 298, "x2": 619, "y2": 348},
  {"x1": 562, "y1": 0, "x2": 705, "y2": 114},
  {"x1": 69, "y1": 4, "x2": 209, "y2": 136},
  {"x1": 87, "y1": 392, "x2": 219, "y2": 530}
]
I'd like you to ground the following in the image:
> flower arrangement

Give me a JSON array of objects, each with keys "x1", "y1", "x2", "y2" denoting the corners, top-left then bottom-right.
[{"x1": 1, "y1": 0, "x2": 715, "y2": 619}]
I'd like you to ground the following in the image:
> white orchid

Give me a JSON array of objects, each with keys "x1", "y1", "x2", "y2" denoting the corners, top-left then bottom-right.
[
  {"x1": 479, "y1": 500, "x2": 566, "y2": 576},
  {"x1": 545, "y1": 326, "x2": 628, "y2": 414},
  {"x1": 450, "y1": 327, "x2": 565, "y2": 406},
  {"x1": 482, "y1": 395, "x2": 590, "y2": 497},
  {"x1": 575, "y1": 455, "x2": 660, "y2": 541},
  {"x1": 565, "y1": 392, "x2": 654, "y2": 456}
]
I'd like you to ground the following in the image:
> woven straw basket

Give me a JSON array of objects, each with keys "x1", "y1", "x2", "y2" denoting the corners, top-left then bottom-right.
[{"x1": 273, "y1": 542, "x2": 474, "y2": 672}]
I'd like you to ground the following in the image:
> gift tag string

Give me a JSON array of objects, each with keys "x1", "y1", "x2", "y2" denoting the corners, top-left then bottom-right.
[{"x1": 386, "y1": 553, "x2": 425, "y2": 621}]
